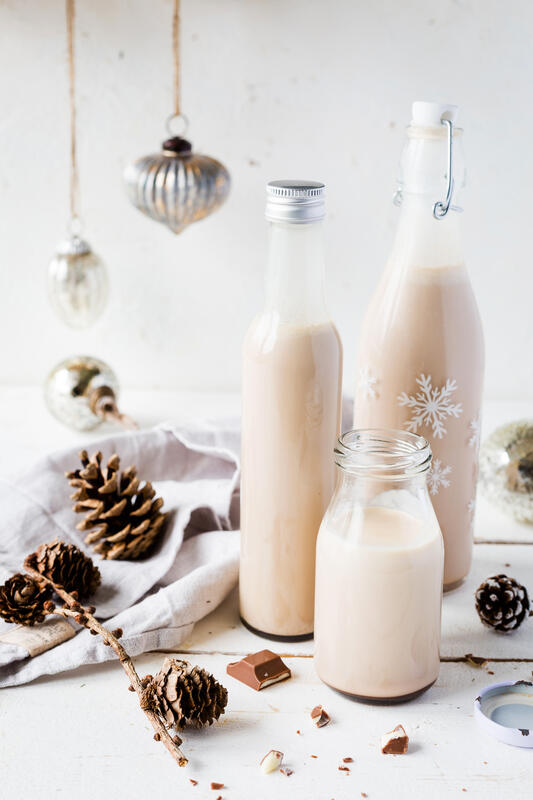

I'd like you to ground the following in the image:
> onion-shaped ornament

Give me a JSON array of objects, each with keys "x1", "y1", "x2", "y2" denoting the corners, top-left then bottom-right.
[
  {"x1": 44, "y1": 355, "x2": 136, "y2": 432},
  {"x1": 47, "y1": 234, "x2": 108, "y2": 328},
  {"x1": 123, "y1": 135, "x2": 230, "y2": 234}
]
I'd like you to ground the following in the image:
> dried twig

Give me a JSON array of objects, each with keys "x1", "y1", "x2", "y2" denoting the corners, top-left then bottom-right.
[{"x1": 24, "y1": 565, "x2": 187, "y2": 767}]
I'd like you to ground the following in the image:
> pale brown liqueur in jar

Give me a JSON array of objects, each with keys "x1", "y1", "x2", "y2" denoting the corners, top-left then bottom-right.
[
  {"x1": 314, "y1": 429, "x2": 443, "y2": 701},
  {"x1": 240, "y1": 181, "x2": 342, "y2": 640}
]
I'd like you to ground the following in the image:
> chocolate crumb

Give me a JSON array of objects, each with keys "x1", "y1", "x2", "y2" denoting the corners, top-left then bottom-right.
[
  {"x1": 465, "y1": 653, "x2": 488, "y2": 668},
  {"x1": 361, "y1": 794, "x2": 368, "y2": 798},
  {"x1": 343, "y1": 757, "x2": 353, "y2": 763},
  {"x1": 488, "y1": 670, "x2": 494, "y2": 675},
  {"x1": 296, "y1": 729, "x2": 301, "y2": 735},
  {"x1": 310, "y1": 704, "x2": 331, "y2": 727},
  {"x1": 210, "y1": 783, "x2": 224, "y2": 790},
  {"x1": 338, "y1": 765, "x2": 350, "y2": 772},
  {"x1": 310, "y1": 754, "x2": 318, "y2": 758},
  {"x1": 216, "y1": 796, "x2": 222, "y2": 800},
  {"x1": 280, "y1": 768, "x2": 293, "y2": 776},
  {"x1": 189, "y1": 779, "x2": 198, "y2": 786}
]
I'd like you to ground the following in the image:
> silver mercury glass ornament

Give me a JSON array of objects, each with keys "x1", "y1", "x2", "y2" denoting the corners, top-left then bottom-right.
[
  {"x1": 479, "y1": 420, "x2": 533, "y2": 523},
  {"x1": 44, "y1": 355, "x2": 137, "y2": 432},
  {"x1": 47, "y1": 229, "x2": 109, "y2": 329},
  {"x1": 124, "y1": 134, "x2": 230, "y2": 235}
]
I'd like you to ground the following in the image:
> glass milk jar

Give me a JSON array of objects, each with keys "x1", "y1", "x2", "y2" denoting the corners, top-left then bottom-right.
[{"x1": 314, "y1": 429, "x2": 444, "y2": 702}]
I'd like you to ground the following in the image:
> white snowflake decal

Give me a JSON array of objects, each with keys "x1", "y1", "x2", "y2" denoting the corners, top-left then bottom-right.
[
  {"x1": 357, "y1": 366, "x2": 378, "y2": 400},
  {"x1": 427, "y1": 459, "x2": 452, "y2": 496},
  {"x1": 468, "y1": 417, "x2": 481, "y2": 449},
  {"x1": 397, "y1": 373, "x2": 463, "y2": 439}
]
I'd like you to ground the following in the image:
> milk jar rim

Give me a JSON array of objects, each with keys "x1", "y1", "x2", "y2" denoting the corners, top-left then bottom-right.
[{"x1": 335, "y1": 428, "x2": 432, "y2": 478}]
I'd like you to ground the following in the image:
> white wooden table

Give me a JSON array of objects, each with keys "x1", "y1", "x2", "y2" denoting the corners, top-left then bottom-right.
[{"x1": 0, "y1": 388, "x2": 532, "y2": 800}]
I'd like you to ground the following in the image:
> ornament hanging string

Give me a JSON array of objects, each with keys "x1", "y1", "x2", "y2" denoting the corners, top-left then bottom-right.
[
  {"x1": 172, "y1": 0, "x2": 181, "y2": 117},
  {"x1": 168, "y1": 0, "x2": 188, "y2": 137},
  {"x1": 66, "y1": 0, "x2": 80, "y2": 231}
]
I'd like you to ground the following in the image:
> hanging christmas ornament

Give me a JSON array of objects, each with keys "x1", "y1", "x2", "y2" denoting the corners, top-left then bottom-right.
[
  {"x1": 48, "y1": 229, "x2": 108, "y2": 329},
  {"x1": 47, "y1": 0, "x2": 108, "y2": 328},
  {"x1": 123, "y1": 0, "x2": 230, "y2": 234},
  {"x1": 44, "y1": 355, "x2": 137, "y2": 432}
]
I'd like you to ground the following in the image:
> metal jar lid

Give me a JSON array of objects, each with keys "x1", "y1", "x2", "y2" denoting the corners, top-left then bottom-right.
[
  {"x1": 474, "y1": 680, "x2": 533, "y2": 748},
  {"x1": 265, "y1": 180, "x2": 325, "y2": 224}
]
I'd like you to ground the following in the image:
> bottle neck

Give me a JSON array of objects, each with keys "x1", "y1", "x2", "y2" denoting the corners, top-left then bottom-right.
[
  {"x1": 264, "y1": 220, "x2": 328, "y2": 323},
  {"x1": 391, "y1": 194, "x2": 464, "y2": 269},
  {"x1": 391, "y1": 127, "x2": 466, "y2": 270}
]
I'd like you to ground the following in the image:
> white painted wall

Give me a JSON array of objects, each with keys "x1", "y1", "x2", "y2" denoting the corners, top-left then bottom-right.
[{"x1": 0, "y1": 0, "x2": 531, "y2": 401}]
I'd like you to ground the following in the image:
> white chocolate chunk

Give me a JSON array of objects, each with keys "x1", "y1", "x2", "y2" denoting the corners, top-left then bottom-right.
[{"x1": 260, "y1": 749, "x2": 284, "y2": 774}]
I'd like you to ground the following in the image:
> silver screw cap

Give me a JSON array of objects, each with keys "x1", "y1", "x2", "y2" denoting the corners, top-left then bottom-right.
[{"x1": 265, "y1": 179, "x2": 325, "y2": 223}]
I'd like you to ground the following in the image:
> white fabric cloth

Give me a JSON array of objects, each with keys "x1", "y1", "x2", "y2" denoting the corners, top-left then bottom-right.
[{"x1": 0, "y1": 420, "x2": 241, "y2": 687}]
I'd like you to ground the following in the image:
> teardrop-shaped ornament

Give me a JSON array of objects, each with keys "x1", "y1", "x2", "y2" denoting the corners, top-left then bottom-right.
[
  {"x1": 47, "y1": 234, "x2": 108, "y2": 328},
  {"x1": 123, "y1": 135, "x2": 230, "y2": 234}
]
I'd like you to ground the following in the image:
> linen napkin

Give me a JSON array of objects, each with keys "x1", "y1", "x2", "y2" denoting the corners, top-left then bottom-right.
[{"x1": 0, "y1": 419, "x2": 241, "y2": 687}]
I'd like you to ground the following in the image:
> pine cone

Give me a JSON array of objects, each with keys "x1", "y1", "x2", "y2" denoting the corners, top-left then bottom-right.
[
  {"x1": 66, "y1": 450, "x2": 166, "y2": 560},
  {"x1": 475, "y1": 574, "x2": 530, "y2": 633},
  {"x1": 151, "y1": 657, "x2": 228, "y2": 730},
  {"x1": 25, "y1": 539, "x2": 101, "y2": 599},
  {"x1": 0, "y1": 573, "x2": 51, "y2": 625}
]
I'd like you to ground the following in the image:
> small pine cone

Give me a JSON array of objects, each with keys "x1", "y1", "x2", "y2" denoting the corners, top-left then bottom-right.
[
  {"x1": 66, "y1": 450, "x2": 167, "y2": 560},
  {"x1": 151, "y1": 657, "x2": 228, "y2": 730},
  {"x1": 0, "y1": 574, "x2": 51, "y2": 626},
  {"x1": 25, "y1": 539, "x2": 101, "y2": 599},
  {"x1": 475, "y1": 574, "x2": 530, "y2": 633}
]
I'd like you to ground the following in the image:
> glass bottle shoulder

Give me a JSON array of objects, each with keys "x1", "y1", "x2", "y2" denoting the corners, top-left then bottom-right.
[{"x1": 244, "y1": 311, "x2": 342, "y2": 359}]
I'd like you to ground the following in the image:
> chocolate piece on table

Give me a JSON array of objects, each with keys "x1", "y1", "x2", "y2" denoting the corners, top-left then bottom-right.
[
  {"x1": 310, "y1": 704, "x2": 331, "y2": 727},
  {"x1": 465, "y1": 653, "x2": 488, "y2": 668},
  {"x1": 210, "y1": 782, "x2": 224, "y2": 790},
  {"x1": 280, "y1": 768, "x2": 293, "y2": 777},
  {"x1": 226, "y1": 649, "x2": 291, "y2": 691},
  {"x1": 381, "y1": 724, "x2": 409, "y2": 754}
]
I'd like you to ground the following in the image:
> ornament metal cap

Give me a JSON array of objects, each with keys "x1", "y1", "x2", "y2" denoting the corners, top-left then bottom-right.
[
  {"x1": 55, "y1": 235, "x2": 92, "y2": 257},
  {"x1": 265, "y1": 180, "x2": 325, "y2": 224},
  {"x1": 162, "y1": 136, "x2": 193, "y2": 156}
]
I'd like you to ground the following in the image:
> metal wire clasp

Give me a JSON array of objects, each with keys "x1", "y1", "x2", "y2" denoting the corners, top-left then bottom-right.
[{"x1": 433, "y1": 117, "x2": 462, "y2": 220}]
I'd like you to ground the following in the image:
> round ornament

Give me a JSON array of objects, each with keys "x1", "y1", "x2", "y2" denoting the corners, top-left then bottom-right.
[
  {"x1": 44, "y1": 355, "x2": 136, "y2": 432},
  {"x1": 124, "y1": 135, "x2": 230, "y2": 235},
  {"x1": 48, "y1": 234, "x2": 108, "y2": 328},
  {"x1": 479, "y1": 420, "x2": 533, "y2": 523}
]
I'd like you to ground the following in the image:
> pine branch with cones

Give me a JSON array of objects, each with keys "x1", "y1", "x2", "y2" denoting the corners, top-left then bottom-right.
[{"x1": 0, "y1": 539, "x2": 228, "y2": 768}]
